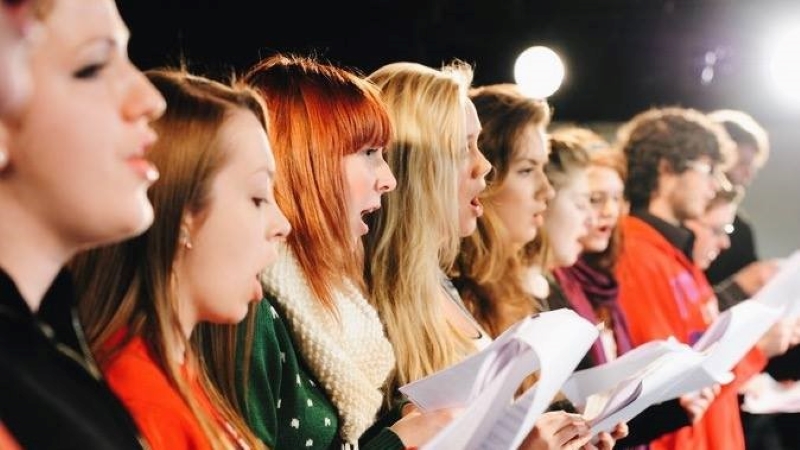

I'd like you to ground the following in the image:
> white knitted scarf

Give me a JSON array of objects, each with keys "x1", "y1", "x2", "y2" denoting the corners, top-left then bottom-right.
[{"x1": 260, "y1": 244, "x2": 396, "y2": 446}]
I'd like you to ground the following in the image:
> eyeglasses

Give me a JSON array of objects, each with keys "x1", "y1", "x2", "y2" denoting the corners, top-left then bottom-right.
[
  {"x1": 704, "y1": 222, "x2": 735, "y2": 237},
  {"x1": 684, "y1": 160, "x2": 716, "y2": 177}
]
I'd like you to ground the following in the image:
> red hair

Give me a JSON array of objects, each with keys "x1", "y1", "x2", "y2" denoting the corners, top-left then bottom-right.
[{"x1": 245, "y1": 54, "x2": 392, "y2": 308}]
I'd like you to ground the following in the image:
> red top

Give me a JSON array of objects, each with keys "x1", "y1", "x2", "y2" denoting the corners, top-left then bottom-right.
[
  {"x1": 0, "y1": 423, "x2": 22, "y2": 450},
  {"x1": 616, "y1": 216, "x2": 766, "y2": 450},
  {"x1": 102, "y1": 334, "x2": 232, "y2": 450}
]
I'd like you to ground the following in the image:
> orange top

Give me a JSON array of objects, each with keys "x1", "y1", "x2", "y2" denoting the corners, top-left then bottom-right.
[
  {"x1": 0, "y1": 423, "x2": 22, "y2": 450},
  {"x1": 616, "y1": 216, "x2": 766, "y2": 450},
  {"x1": 102, "y1": 335, "x2": 233, "y2": 450}
]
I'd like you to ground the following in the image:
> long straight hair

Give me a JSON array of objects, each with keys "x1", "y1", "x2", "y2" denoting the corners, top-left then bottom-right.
[
  {"x1": 71, "y1": 69, "x2": 266, "y2": 450},
  {"x1": 364, "y1": 61, "x2": 476, "y2": 394},
  {"x1": 244, "y1": 54, "x2": 393, "y2": 310},
  {"x1": 203, "y1": 54, "x2": 394, "y2": 418}
]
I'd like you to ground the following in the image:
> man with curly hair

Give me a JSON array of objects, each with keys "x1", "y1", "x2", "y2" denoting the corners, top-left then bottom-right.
[{"x1": 613, "y1": 106, "x2": 774, "y2": 450}]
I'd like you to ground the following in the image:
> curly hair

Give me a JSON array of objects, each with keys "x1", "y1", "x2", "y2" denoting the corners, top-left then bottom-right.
[{"x1": 616, "y1": 106, "x2": 735, "y2": 210}]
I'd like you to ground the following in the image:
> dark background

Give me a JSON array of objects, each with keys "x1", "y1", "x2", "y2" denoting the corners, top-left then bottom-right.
[
  {"x1": 117, "y1": 0, "x2": 800, "y2": 256},
  {"x1": 118, "y1": 0, "x2": 800, "y2": 124}
]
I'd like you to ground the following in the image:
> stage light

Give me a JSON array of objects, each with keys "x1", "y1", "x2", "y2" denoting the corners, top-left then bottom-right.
[
  {"x1": 766, "y1": 23, "x2": 800, "y2": 107},
  {"x1": 513, "y1": 46, "x2": 565, "y2": 99}
]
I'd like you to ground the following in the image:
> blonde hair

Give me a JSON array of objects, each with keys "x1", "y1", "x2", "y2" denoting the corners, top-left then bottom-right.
[
  {"x1": 71, "y1": 69, "x2": 266, "y2": 450},
  {"x1": 453, "y1": 83, "x2": 552, "y2": 337},
  {"x1": 708, "y1": 109, "x2": 769, "y2": 168},
  {"x1": 364, "y1": 60, "x2": 476, "y2": 393}
]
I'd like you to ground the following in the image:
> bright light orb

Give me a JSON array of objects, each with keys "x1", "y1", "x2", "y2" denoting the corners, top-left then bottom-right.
[
  {"x1": 513, "y1": 46, "x2": 565, "y2": 99},
  {"x1": 767, "y1": 25, "x2": 800, "y2": 105}
]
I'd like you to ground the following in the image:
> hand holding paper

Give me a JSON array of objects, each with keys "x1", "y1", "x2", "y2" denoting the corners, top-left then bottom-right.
[
  {"x1": 741, "y1": 374, "x2": 800, "y2": 414},
  {"x1": 399, "y1": 309, "x2": 598, "y2": 450},
  {"x1": 561, "y1": 297, "x2": 783, "y2": 437}
]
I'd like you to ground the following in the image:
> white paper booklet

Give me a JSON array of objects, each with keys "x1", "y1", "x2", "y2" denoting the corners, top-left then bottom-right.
[
  {"x1": 560, "y1": 338, "x2": 707, "y2": 435},
  {"x1": 399, "y1": 309, "x2": 599, "y2": 450},
  {"x1": 752, "y1": 249, "x2": 800, "y2": 317},
  {"x1": 560, "y1": 298, "x2": 781, "y2": 436},
  {"x1": 689, "y1": 299, "x2": 781, "y2": 385},
  {"x1": 741, "y1": 374, "x2": 800, "y2": 414}
]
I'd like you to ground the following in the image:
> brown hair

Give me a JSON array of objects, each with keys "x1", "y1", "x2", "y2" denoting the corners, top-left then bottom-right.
[
  {"x1": 617, "y1": 106, "x2": 735, "y2": 210},
  {"x1": 453, "y1": 83, "x2": 552, "y2": 337},
  {"x1": 575, "y1": 129, "x2": 627, "y2": 272},
  {"x1": 72, "y1": 69, "x2": 266, "y2": 450}
]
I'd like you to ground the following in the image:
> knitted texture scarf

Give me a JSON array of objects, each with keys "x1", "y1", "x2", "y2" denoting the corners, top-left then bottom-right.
[{"x1": 260, "y1": 244, "x2": 395, "y2": 446}]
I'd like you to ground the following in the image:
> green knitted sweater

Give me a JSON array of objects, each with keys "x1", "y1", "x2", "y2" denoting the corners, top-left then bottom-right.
[{"x1": 236, "y1": 296, "x2": 403, "y2": 449}]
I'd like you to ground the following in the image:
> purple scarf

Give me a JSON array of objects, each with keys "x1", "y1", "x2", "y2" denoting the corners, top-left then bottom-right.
[{"x1": 553, "y1": 257, "x2": 634, "y2": 365}]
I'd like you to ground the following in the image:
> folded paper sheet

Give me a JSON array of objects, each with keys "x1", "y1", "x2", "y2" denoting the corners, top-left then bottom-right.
[
  {"x1": 399, "y1": 309, "x2": 599, "y2": 450},
  {"x1": 690, "y1": 299, "x2": 781, "y2": 383},
  {"x1": 741, "y1": 374, "x2": 800, "y2": 414},
  {"x1": 561, "y1": 299, "x2": 781, "y2": 436},
  {"x1": 752, "y1": 249, "x2": 800, "y2": 317},
  {"x1": 562, "y1": 339, "x2": 706, "y2": 435}
]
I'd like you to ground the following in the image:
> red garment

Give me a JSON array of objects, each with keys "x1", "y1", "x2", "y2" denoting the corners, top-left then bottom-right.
[
  {"x1": 102, "y1": 336, "x2": 225, "y2": 450},
  {"x1": 0, "y1": 423, "x2": 21, "y2": 450},
  {"x1": 616, "y1": 216, "x2": 766, "y2": 450}
]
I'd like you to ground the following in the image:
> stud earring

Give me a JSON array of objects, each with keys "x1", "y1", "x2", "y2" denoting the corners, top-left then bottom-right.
[{"x1": 180, "y1": 228, "x2": 193, "y2": 250}]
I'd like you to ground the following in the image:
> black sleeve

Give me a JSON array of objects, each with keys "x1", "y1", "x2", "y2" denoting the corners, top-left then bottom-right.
[
  {"x1": 714, "y1": 278, "x2": 749, "y2": 312},
  {"x1": 705, "y1": 214, "x2": 758, "y2": 285},
  {"x1": 359, "y1": 394, "x2": 406, "y2": 447},
  {"x1": 767, "y1": 344, "x2": 800, "y2": 381},
  {"x1": 615, "y1": 399, "x2": 691, "y2": 447}
]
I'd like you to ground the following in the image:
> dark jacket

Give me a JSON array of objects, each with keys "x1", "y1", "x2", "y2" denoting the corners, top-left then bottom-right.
[{"x1": 0, "y1": 268, "x2": 146, "y2": 449}]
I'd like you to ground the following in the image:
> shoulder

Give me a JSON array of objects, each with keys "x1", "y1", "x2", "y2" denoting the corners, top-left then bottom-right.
[
  {"x1": 103, "y1": 337, "x2": 171, "y2": 398},
  {"x1": 247, "y1": 294, "x2": 295, "y2": 357},
  {"x1": 102, "y1": 339, "x2": 209, "y2": 449}
]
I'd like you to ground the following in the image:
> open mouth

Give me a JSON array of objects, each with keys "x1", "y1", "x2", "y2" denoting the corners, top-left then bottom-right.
[
  {"x1": 125, "y1": 156, "x2": 159, "y2": 183},
  {"x1": 469, "y1": 197, "x2": 484, "y2": 216},
  {"x1": 357, "y1": 205, "x2": 381, "y2": 235},
  {"x1": 360, "y1": 205, "x2": 381, "y2": 219}
]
